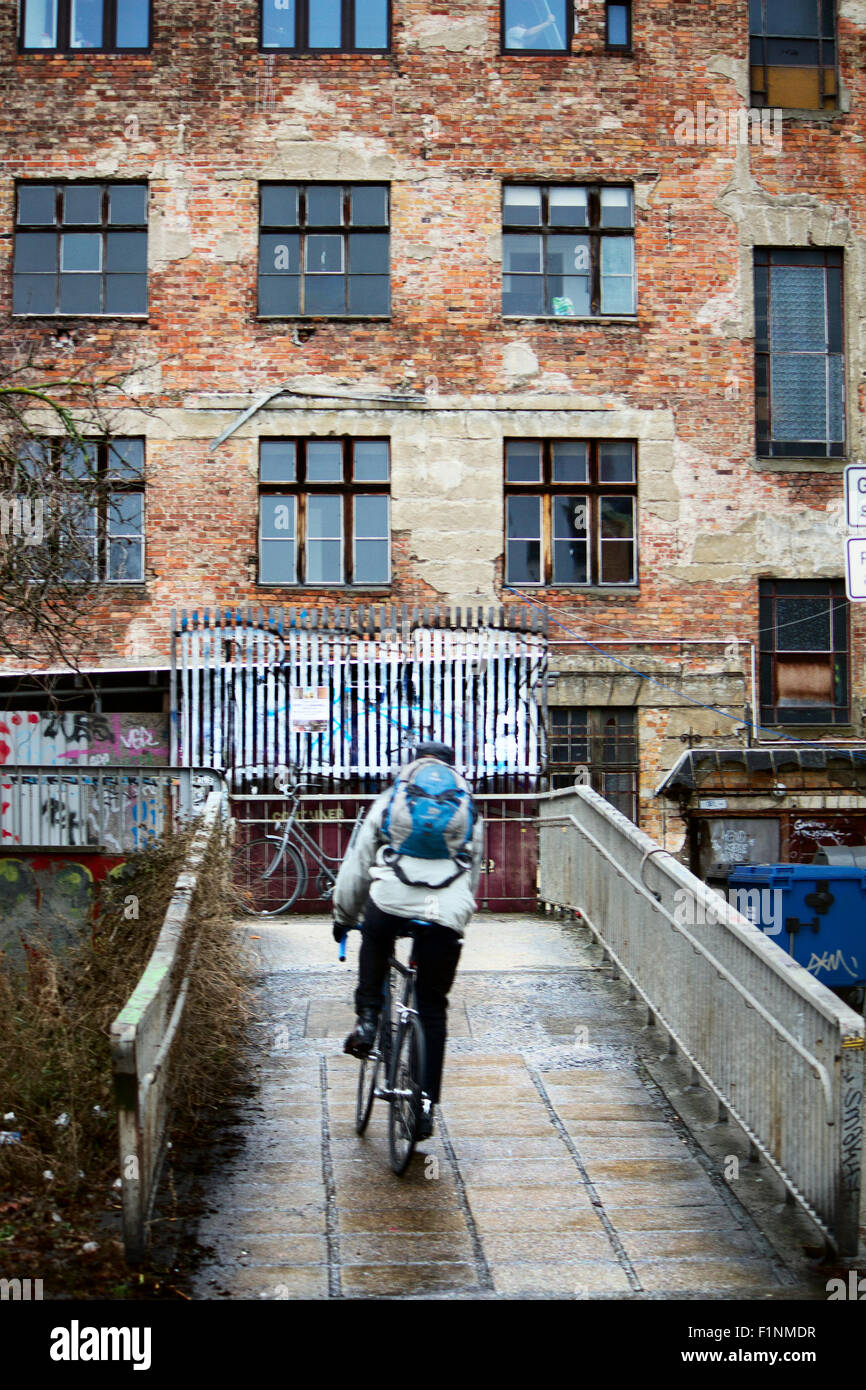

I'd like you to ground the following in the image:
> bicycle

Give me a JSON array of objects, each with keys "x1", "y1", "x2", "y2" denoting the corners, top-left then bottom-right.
[
  {"x1": 232, "y1": 766, "x2": 366, "y2": 917},
  {"x1": 342, "y1": 924, "x2": 431, "y2": 1176}
]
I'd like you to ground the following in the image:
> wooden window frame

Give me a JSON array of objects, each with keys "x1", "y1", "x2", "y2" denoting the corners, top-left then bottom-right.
[
  {"x1": 258, "y1": 438, "x2": 391, "y2": 588},
  {"x1": 17, "y1": 437, "x2": 145, "y2": 585},
  {"x1": 758, "y1": 578, "x2": 849, "y2": 726},
  {"x1": 13, "y1": 180, "x2": 148, "y2": 318},
  {"x1": 259, "y1": 0, "x2": 391, "y2": 53},
  {"x1": 749, "y1": 0, "x2": 837, "y2": 109},
  {"x1": 504, "y1": 439, "x2": 638, "y2": 589},
  {"x1": 754, "y1": 247, "x2": 844, "y2": 459},
  {"x1": 548, "y1": 706, "x2": 639, "y2": 823},
  {"x1": 257, "y1": 182, "x2": 390, "y2": 320},
  {"x1": 19, "y1": 0, "x2": 152, "y2": 53},
  {"x1": 502, "y1": 183, "x2": 636, "y2": 320}
]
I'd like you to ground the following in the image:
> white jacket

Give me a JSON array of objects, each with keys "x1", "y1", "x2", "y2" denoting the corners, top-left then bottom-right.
[{"x1": 333, "y1": 787, "x2": 484, "y2": 936}]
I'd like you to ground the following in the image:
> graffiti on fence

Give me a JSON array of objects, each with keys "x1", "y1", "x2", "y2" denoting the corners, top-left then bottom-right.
[{"x1": 0, "y1": 713, "x2": 169, "y2": 768}]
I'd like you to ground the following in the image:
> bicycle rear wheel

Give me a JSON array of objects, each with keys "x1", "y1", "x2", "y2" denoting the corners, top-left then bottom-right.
[
  {"x1": 387, "y1": 1014, "x2": 426, "y2": 1176},
  {"x1": 232, "y1": 835, "x2": 306, "y2": 916}
]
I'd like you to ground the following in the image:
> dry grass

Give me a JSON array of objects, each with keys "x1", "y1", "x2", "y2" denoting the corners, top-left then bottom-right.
[{"x1": 0, "y1": 817, "x2": 253, "y2": 1288}]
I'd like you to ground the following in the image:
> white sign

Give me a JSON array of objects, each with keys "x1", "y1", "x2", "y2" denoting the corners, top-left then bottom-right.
[
  {"x1": 290, "y1": 686, "x2": 330, "y2": 733},
  {"x1": 699, "y1": 798, "x2": 728, "y2": 810},
  {"x1": 845, "y1": 538, "x2": 866, "y2": 601},
  {"x1": 845, "y1": 465, "x2": 866, "y2": 529}
]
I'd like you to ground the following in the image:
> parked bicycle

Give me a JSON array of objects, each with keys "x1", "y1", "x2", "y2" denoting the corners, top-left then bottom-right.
[
  {"x1": 342, "y1": 924, "x2": 430, "y2": 1175},
  {"x1": 232, "y1": 766, "x2": 366, "y2": 917}
]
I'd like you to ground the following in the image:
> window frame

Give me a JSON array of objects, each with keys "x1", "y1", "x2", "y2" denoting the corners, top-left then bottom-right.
[
  {"x1": 500, "y1": 0, "x2": 573, "y2": 54},
  {"x1": 19, "y1": 0, "x2": 153, "y2": 53},
  {"x1": 754, "y1": 246, "x2": 845, "y2": 460},
  {"x1": 257, "y1": 437, "x2": 391, "y2": 588},
  {"x1": 16, "y1": 437, "x2": 146, "y2": 585},
  {"x1": 548, "y1": 706, "x2": 639, "y2": 823},
  {"x1": 13, "y1": 180, "x2": 148, "y2": 319},
  {"x1": 758, "y1": 578, "x2": 849, "y2": 726},
  {"x1": 749, "y1": 0, "x2": 837, "y2": 110},
  {"x1": 257, "y1": 182, "x2": 391, "y2": 320},
  {"x1": 259, "y1": 0, "x2": 391, "y2": 53},
  {"x1": 501, "y1": 182, "x2": 637, "y2": 320},
  {"x1": 605, "y1": 1, "x2": 632, "y2": 51},
  {"x1": 504, "y1": 439, "x2": 638, "y2": 589}
]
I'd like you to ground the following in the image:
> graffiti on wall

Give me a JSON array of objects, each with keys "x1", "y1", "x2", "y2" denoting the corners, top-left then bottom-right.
[
  {"x1": 0, "y1": 853, "x2": 126, "y2": 967},
  {"x1": 0, "y1": 712, "x2": 169, "y2": 768}
]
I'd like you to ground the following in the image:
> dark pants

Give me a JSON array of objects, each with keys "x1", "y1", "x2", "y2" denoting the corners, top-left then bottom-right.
[{"x1": 354, "y1": 900, "x2": 462, "y2": 1105}]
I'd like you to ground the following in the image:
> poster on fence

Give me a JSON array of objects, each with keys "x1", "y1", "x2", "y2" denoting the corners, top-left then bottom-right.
[{"x1": 290, "y1": 686, "x2": 330, "y2": 733}]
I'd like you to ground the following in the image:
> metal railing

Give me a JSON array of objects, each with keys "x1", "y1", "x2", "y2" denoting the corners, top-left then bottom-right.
[
  {"x1": 538, "y1": 786, "x2": 865, "y2": 1255},
  {"x1": 109, "y1": 789, "x2": 227, "y2": 1262},
  {"x1": 0, "y1": 765, "x2": 224, "y2": 852}
]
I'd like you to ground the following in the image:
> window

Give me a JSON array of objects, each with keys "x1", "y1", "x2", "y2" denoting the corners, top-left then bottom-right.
[
  {"x1": 754, "y1": 248, "x2": 844, "y2": 459},
  {"x1": 261, "y1": 0, "x2": 389, "y2": 51},
  {"x1": 606, "y1": 2, "x2": 631, "y2": 49},
  {"x1": 259, "y1": 438, "x2": 390, "y2": 586},
  {"x1": 749, "y1": 0, "x2": 836, "y2": 109},
  {"x1": 549, "y1": 707, "x2": 639, "y2": 822},
  {"x1": 502, "y1": 184, "x2": 635, "y2": 318},
  {"x1": 502, "y1": 0, "x2": 570, "y2": 51},
  {"x1": 505, "y1": 440, "x2": 637, "y2": 587},
  {"x1": 17, "y1": 438, "x2": 145, "y2": 583},
  {"x1": 13, "y1": 182, "x2": 147, "y2": 317},
  {"x1": 258, "y1": 184, "x2": 389, "y2": 318},
  {"x1": 20, "y1": 0, "x2": 150, "y2": 51},
  {"x1": 759, "y1": 579, "x2": 849, "y2": 725}
]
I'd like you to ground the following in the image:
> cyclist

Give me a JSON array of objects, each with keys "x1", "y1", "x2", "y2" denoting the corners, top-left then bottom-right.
[{"x1": 332, "y1": 741, "x2": 483, "y2": 1141}]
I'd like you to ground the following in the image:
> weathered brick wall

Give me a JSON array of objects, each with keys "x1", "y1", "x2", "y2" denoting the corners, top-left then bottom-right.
[{"x1": 1, "y1": 0, "x2": 864, "y2": 832}]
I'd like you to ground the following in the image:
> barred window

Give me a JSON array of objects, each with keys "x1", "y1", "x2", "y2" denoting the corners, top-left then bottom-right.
[
  {"x1": 259, "y1": 438, "x2": 390, "y2": 586},
  {"x1": 20, "y1": 0, "x2": 151, "y2": 51},
  {"x1": 13, "y1": 182, "x2": 147, "y2": 317},
  {"x1": 754, "y1": 248, "x2": 844, "y2": 459},
  {"x1": 759, "y1": 579, "x2": 849, "y2": 725},
  {"x1": 503, "y1": 184, "x2": 635, "y2": 318},
  {"x1": 505, "y1": 440, "x2": 637, "y2": 587},
  {"x1": 258, "y1": 183, "x2": 390, "y2": 318},
  {"x1": 548, "y1": 707, "x2": 639, "y2": 822}
]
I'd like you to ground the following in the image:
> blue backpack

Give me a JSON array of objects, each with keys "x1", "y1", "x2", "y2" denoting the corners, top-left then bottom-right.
[{"x1": 382, "y1": 758, "x2": 476, "y2": 888}]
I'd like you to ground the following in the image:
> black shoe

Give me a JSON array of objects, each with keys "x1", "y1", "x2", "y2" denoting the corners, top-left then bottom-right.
[{"x1": 343, "y1": 1008, "x2": 379, "y2": 1059}]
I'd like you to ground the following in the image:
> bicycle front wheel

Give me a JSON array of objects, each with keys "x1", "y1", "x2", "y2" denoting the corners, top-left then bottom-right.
[
  {"x1": 232, "y1": 836, "x2": 306, "y2": 916},
  {"x1": 355, "y1": 1033, "x2": 382, "y2": 1135},
  {"x1": 388, "y1": 1015, "x2": 426, "y2": 1176}
]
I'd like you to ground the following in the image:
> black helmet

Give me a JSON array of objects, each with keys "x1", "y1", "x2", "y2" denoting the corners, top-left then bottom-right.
[{"x1": 412, "y1": 740, "x2": 456, "y2": 765}]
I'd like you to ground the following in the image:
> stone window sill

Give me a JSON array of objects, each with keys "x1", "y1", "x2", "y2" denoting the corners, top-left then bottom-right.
[{"x1": 749, "y1": 456, "x2": 847, "y2": 473}]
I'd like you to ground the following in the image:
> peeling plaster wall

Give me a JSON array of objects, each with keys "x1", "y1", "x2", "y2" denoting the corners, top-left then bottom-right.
[{"x1": 1, "y1": 0, "x2": 864, "y2": 822}]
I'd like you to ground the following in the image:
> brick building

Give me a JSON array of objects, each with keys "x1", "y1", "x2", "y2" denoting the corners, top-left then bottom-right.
[{"x1": 2, "y1": 0, "x2": 865, "y2": 877}]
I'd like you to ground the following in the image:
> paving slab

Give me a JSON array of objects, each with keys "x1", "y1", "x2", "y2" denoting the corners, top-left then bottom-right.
[{"x1": 184, "y1": 913, "x2": 824, "y2": 1301}]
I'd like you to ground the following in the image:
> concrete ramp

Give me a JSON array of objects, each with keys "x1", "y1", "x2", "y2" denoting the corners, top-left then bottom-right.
[{"x1": 187, "y1": 914, "x2": 827, "y2": 1299}]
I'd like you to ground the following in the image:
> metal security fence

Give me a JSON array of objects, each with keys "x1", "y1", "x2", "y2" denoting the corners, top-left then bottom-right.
[
  {"x1": 538, "y1": 786, "x2": 865, "y2": 1255},
  {"x1": 110, "y1": 789, "x2": 227, "y2": 1262},
  {"x1": 0, "y1": 766, "x2": 224, "y2": 852},
  {"x1": 170, "y1": 605, "x2": 547, "y2": 793}
]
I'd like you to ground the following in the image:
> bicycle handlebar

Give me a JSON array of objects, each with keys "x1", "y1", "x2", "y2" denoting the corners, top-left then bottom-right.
[{"x1": 337, "y1": 922, "x2": 362, "y2": 962}]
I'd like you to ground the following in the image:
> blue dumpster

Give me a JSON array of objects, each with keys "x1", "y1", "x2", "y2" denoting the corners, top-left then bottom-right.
[{"x1": 727, "y1": 864, "x2": 866, "y2": 989}]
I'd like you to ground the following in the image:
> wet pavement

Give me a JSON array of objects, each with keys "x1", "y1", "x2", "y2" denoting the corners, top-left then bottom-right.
[{"x1": 186, "y1": 913, "x2": 830, "y2": 1300}]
